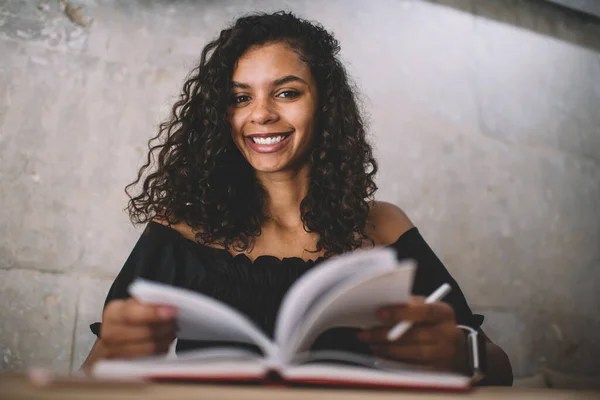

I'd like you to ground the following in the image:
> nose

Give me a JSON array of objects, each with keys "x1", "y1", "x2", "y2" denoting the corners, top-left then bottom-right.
[{"x1": 250, "y1": 96, "x2": 278, "y2": 125}]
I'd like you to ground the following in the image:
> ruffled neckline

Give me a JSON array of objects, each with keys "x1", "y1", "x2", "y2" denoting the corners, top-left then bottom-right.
[
  {"x1": 229, "y1": 252, "x2": 327, "y2": 266},
  {"x1": 148, "y1": 221, "x2": 412, "y2": 266},
  {"x1": 149, "y1": 221, "x2": 330, "y2": 266}
]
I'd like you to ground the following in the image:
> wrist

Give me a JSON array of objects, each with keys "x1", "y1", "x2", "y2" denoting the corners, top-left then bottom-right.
[
  {"x1": 452, "y1": 329, "x2": 472, "y2": 375},
  {"x1": 456, "y1": 325, "x2": 487, "y2": 384},
  {"x1": 80, "y1": 339, "x2": 110, "y2": 375}
]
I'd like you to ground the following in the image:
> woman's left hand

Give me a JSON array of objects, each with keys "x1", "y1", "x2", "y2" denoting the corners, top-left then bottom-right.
[{"x1": 357, "y1": 296, "x2": 468, "y2": 373}]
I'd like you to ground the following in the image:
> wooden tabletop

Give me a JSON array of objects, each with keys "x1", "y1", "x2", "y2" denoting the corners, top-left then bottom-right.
[{"x1": 1, "y1": 373, "x2": 599, "y2": 400}]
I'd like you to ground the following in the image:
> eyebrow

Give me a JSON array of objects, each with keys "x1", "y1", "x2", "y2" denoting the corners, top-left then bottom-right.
[
  {"x1": 231, "y1": 75, "x2": 308, "y2": 89},
  {"x1": 274, "y1": 75, "x2": 307, "y2": 86}
]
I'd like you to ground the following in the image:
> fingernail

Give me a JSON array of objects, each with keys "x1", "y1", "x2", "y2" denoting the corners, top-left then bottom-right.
[{"x1": 157, "y1": 307, "x2": 176, "y2": 320}]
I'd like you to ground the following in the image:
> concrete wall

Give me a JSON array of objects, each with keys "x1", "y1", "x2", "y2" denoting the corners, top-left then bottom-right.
[{"x1": 0, "y1": 0, "x2": 598, "y2": 385}]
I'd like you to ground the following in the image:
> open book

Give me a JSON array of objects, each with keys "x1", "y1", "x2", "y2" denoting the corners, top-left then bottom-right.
[{"x1": 93, "y1": 248, "x2": 471, "y2": 391}]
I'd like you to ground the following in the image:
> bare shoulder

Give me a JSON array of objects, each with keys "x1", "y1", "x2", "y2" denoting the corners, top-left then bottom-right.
[
  {"x1": 366, "y1": 201, "x2": 414, "y2": 246},
  {"x1": 152, "y1": 217, "x2": 228, "y2": 250},
  {"x1": 151, "y1": 217, "x2": 200, "y2": 243}
]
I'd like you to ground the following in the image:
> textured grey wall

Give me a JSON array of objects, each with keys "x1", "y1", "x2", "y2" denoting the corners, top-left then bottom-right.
[{"x1": 0, "y1": 0, "x2": 599, "y2": 385}]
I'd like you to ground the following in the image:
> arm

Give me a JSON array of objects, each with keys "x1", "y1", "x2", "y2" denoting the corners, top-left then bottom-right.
[
  {"x1": 80, "y1": 222, "x2": 182, "y2": 373},
  {"x1": 80, "y1": 299, "x2": 177, "y2": 374},
  {"x1": 365, "y1": 201, "x2": 513, "y2": 385},
  {"x1": 80, "y1": 339, "x2": 108, "y2": 375},
  {"x1": 479, "y1": 330, "x2": 513, "y2": 386}
]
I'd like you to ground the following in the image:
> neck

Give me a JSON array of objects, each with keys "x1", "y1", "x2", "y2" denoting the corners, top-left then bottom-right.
[{"x1": 256, "y1": 164, "x2": 310, "y2": 230}]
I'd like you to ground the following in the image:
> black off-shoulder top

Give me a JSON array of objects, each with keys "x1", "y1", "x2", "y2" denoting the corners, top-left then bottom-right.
[{"x1": 91, "y1": 222, "x2": 483, "y2": 355}]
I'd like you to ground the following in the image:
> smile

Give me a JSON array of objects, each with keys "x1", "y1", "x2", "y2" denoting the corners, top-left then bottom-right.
[
  {"x1": 251, "y1": 135, "x2": 287, "y2": 145},
  {"x1": 245, "y1": 132, "x2": 294, "y2": 153}
]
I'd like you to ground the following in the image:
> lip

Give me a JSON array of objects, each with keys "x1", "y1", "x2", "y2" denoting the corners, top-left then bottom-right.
[
  {"x1": 246, "y1": 131, "x2": 292, "y2": 139},
  {"x1": 244, "y1": 131, "x2": 294, "y2": 154}
]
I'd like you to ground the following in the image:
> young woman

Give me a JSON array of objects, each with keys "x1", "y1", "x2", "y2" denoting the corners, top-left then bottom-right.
[{"x1": 82, "y1": 11, "x2": 512, "y2": 385}]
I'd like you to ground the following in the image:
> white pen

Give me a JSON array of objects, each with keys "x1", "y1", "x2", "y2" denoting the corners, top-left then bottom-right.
[{"x1": 386, "y1": 283, "x2": 452, "y2": 341}]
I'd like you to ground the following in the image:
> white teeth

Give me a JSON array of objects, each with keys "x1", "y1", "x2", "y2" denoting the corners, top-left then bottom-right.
[{"x1": 253, "y1": 135, "x2": 285, "y2": 145}]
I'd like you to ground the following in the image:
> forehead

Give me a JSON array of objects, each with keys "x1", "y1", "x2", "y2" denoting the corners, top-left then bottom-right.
[{"x1": 232, "y1": 42, "x2": 313, "y2": 84}]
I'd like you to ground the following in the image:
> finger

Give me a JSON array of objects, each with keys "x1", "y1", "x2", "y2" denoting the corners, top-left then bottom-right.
[
  {"x1": 101, "y1": 321, "x2": 176, "y2": 345},
  {"x1": 374, "y1": 296, "x2": 431, "y2": 320},
  {"x1": 104, "y1": 299, "x2": 177, "y2": 325},
  {"x1": 410, "y1": 296, "x2": 426, "y2": 304},
  {"x1": 378, "y1": 302, "x2": 455, "y2": 324},
  {"x1": 106, "y1": 339, "x2": 173, "y2": 359},
  {"x1": 357, "y1": 325, "x2": 438, "y2": 345}
]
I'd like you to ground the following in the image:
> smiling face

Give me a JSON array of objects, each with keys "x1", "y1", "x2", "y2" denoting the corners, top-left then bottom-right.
[{"x1": 228, "y1": 42, "x2": 319, "y2": 174}]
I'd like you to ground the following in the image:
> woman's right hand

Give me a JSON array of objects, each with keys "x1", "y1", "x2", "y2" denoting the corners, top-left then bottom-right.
[{"x1": 99, "y1": 298, "x2": 178, "y2": 359}]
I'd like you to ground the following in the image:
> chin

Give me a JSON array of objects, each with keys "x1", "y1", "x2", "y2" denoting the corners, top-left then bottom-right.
[
  {"x1": 242, "y1": 149, "x2": 310, "y2": 175},
  {"x1": 249, "y1": 155, "x2": 309, "y2": 174},
  {"x1": 250, "y1": 162, "x2": 288, "y2": 174}
]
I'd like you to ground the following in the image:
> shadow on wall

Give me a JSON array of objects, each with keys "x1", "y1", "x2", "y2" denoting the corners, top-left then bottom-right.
[
  {"x1": 424, "y1": 0, "x2": 600, "y2": 52},
  {"x1": 421, "y1": 0, "x2": 600, "y2": 390}
]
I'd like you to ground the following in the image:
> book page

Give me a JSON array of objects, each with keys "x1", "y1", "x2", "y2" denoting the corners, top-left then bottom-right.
[
  {"x1": 291, "y1": 350, "x2": 415, "y2": 370},
  {"x1": 93, "y1": 346, "x2": 269, "y2": 379},
  {"x1": 274, "y1": 248, "x2": 398, "y2": 347},
  {"x1": 280, "y1": 261, "x2": 415, "y2": 363},
  {"x1": 94, "y1": 352, "x2": 267, "y2": 380},
  {"x1": 280, "y1": 363, "x2": 470, "y2": 390},
  {"x1": 129, "y1": 279, "x2": 276, "y2": 357}
]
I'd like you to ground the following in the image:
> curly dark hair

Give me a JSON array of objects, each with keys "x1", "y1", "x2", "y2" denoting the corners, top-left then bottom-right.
[{"x1": 126, "y1": 11, "x2": 378, "y2": 257}]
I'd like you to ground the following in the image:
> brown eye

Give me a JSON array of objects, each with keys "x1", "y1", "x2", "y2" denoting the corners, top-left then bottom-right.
[
  {"x1": 277, "y1": 90, "x2": 300, "y2": 99},
  {"x1": 232, "y1": 95, "x2": 250, "y2": 104}
]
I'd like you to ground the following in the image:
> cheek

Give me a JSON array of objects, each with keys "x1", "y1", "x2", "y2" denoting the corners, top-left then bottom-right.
[
  {"x1": 228, "y1": 111, "x2": 245, "y2": 137},
  {"x1": 289, "y1": 106, "x2": 317, "y2": 135}
]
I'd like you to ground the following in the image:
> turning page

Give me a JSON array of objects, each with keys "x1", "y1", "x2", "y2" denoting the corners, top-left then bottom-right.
[
  {"x1": 275, "y1": 248, "x2": 399, "y2": 347},
  {"x1": 281, "y1": 260, "x2": 415, "y2": 362},
  {"x1": 130, "y1": 279, "x2": 276, "y2": 356}
]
